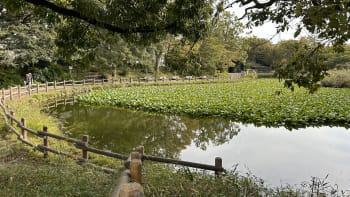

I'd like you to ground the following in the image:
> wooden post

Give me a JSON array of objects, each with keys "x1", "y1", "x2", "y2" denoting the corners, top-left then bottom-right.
[
  {"x1": 45, "y1": 82, "x2": 48, "y2": 92},
  {"x1": 17, "y1": 86, "x2": 21, "y2": 98},
  {"x1": 129, "y1": 77, "x2": 132, "y2": 83},
  {"x1": 72, "y1": 80, "x2": 75, "y2": 87},
  {"x1": 21, "y1": 118, "x2": 27, "y2": 141},
  {"x1": 63, "y1": 80, "x2": 66, "y2": 89},
  {"x1": 82, "y1": 135, "x2": 89, "y2": 160},
  {"x1": 1, "y1": 88, "x2": 4, "y2": 100},
  {"x1": 9, "y1": 87, "x2": 12, "y2": 100},
  {"x1": 102, "y1": 79, "x2": 104, "y2": 85},
  {"x1": 43, "y1": 126, "x2": 49, "y2": 158},
  {"x1": 93, "y1": 79, "x2": 95, "y2": 85},
  {"x1": 28, "y1": 86, "x2": 31, "y2": 96},
  {"x1": 64, "y1": 98, "x2": 67, "y2": 105},
  {"x1": 83, "y1": 80, "x2": 86, "y2": 86},
  {"x1": 10, "y1": 111, "x2": 14, "y2": 126},
  {"x1": 130, "y1": 152, "x2": 142, "y2": 184},
  {"x1": 215, "y1": 157, "x2": 222, "y2": 176},
  {"x1": 55, "y1": 99, "x2": 57, "y2": 108},
  {"x1": 54, "y1": 81, "x2": 57, "y2": 89},
  {"x1": 119, "y1": 77, "x2": 122, "y2": 84},
  {"x1": 36, "y1": 83, "x2": 39, "y2": 93}
]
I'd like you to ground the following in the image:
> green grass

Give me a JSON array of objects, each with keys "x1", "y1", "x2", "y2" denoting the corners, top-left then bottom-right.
[
  {"x1": 0, "y1": 144, "x2": 117, "y2": 197},
  {"x1": 78, "y1": 79, "x2": 350, "y2": 129}
]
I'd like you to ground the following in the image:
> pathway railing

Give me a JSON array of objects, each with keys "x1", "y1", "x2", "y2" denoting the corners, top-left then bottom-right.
[
  {"x1": 0, "y1": 94, "x2": 225, "y2": 196},
  {"x1": 1, "y1": 75, "x2": 240, "y2": 101}
]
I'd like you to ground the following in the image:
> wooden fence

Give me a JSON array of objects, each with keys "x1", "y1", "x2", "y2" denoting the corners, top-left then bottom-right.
[
  {"x1": 1, "y1": 76, "x2": 239, "y2": 101},
  {"x1": 0, "y1": 87, "x2": 225, "y2": 196}
]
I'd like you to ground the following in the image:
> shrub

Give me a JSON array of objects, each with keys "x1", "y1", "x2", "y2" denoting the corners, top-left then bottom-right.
[{"x1": 321, "y1": 69, "x2": 350, "y2": 88}]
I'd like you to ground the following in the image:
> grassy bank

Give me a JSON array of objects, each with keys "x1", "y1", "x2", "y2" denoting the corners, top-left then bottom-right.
[
  {"x1": 78, "y1": 79, "x2": 350, "y2": 129},
  {"x1": 0, "y1": 90, "x2": 121, "y2": 196}
]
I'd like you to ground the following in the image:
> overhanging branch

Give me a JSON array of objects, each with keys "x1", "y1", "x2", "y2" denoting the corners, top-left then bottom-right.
[{"x1": 23, "y1": 0, "x2": 174, "y2": 34}]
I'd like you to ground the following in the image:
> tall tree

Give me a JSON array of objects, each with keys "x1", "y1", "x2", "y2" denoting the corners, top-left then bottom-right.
[{"x1": 3, "y1": 0, "x2": 350, "y2": 91}]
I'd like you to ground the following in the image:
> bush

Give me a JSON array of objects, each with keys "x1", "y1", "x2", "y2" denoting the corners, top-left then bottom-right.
[
  {"x1": 0, "y1": 68, "x2": 23, "y2": 88},
  {"x1": 321, "y1": 69, "x2": 350, "y2": 88}
]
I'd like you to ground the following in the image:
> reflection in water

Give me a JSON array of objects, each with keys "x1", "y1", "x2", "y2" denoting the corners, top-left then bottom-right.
[
  {"x1": 50, "y1": 104, "x2": 239, "y2": 158},
  {"x1": 50, "y1": 104, "x2": 350, "y2": 189},
  {"x1": 181, "y1": 125, "x2": 350, "y2": 190}
]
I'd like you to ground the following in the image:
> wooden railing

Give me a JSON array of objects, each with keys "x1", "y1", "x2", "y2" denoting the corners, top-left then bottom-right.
[
  {"x1": 0, "y1": 93, "x2": 225, "y2": 196},
  {"x1": 1, "y1": 75, "x2": 240, "y2": 101}
]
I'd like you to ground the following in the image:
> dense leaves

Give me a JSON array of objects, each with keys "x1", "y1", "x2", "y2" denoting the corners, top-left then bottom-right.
[{"x1": 78, "y1": 79, "x2": 350, "y2": 129}]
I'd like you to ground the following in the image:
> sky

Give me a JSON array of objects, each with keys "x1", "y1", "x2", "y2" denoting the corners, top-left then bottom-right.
[{"x1": 229, "y1": 3, "x2": 310, "y2": 44}]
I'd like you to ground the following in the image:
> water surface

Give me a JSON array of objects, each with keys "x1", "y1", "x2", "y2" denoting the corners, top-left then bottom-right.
[{"x1": 50, "y1": 104, "x2": 350, "y2": 189}]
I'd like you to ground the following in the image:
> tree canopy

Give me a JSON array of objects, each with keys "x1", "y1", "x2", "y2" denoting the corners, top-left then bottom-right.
[
  {"x1": 1, "y1": 0, "x2": 350, "y2": 91},
  {"x1": 2, "y1": 0, "x2": 349, "y2": 46}
]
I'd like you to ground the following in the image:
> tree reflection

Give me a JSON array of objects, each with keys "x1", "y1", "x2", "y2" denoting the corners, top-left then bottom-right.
[{"x1": 50, "y1": 104, "x2": 240, "y2": 158}]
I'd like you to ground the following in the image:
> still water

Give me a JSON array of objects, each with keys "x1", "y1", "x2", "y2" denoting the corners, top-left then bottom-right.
[{"x1": 50, "y1": 104, "x2": 350, "y2": 189}]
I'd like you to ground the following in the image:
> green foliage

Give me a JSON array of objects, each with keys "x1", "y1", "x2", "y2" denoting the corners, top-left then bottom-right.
[
  {"x1": 321, "y1": 69, "x2": 350, "y2": 88},
  {"x1": 78, "y1": 79, "x2": 350, "y2": 129},
  {"x1": 244, "y1": 1, "x2": 350, "y2": 50},
  {"x1": 324, "y1": 45, "x2": 350, "y2": 69},
  {"x1": 274, "y1": 39, "x2": 328, "y2": 93},
  {"x1": 245, "y1": 37, "x2": 275, "y2": 68},
  {"x1": 0, "y1": 9, "x2": 56, "y2": 69},
  {"x1": 165, "y1": 12, "x2": 247, "y2": 76},
  {"x1": 0, "y1": 68, "x2": 23, "y2": 88}
]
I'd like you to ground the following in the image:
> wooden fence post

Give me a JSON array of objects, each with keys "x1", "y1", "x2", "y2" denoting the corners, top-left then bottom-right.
[
  {"x1": 54, "y1": 81, "x2": 57, "y2": 89},
  {"x1": 119, "y1": 77, "x2": 122, "y2": 84},
  {"x1": 72, "y1": 80, "x2": 75, "y2": 87},
  {"x1": 2, "y1": 88, "x2": 5, "y2": 100},
  {"x1": 83, "y1": 80, "x2": 85, "y2": 86},
  {"x1": 36, "y1": 83, "x2": 39, "y2": 94},
  {"x1": 129, "y1": 77, "x2": 132, "y2": 83},
  {"x1": 10, "y1": 111, "x2": 14, "y2": 126},
  {"x1": 93, "y1": 79, "x2": 95, "y2": 85},
  {"x1": 215, "y1": 157, "x2": 222, "y2": 176},
  {"x1": 21, "y1": 118, "x2": 27, "y2": 141},
  {"x1": 82, "y1": 135, "x2": 89, "y2": 160},
  {"x1": 9, "y1": 87, "x2": 12, "y2": 100},
  {"x1": 17, "y1": 86, "x2": 21, "y2": 98},
  {"x1": 63, "y1": 80, "x2": 66, "y2": 89},
  {"x1": 43, "y1": 126, "x2": 49, "y2": 158},
  {"x1": 130, "y1": 152, "x2": 142, "y2": 184},
  {"x1": 28, "y1": 86, "x2": 31, "y2": 96},
  {"x1": 45, "y1": 82, "x2": 48, "y2": 92}
]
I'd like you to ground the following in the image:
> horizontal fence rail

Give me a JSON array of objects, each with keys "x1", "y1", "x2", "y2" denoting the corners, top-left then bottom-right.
[
  {"x1": 0, "y1": 99, "x2": 224, "y2": 174},
  {"x1": 0, "y1": 75, "x2": 232, "y2": 196},
  {"x1": 1, "y1": 75, "x2": 241, "y2": 101}
]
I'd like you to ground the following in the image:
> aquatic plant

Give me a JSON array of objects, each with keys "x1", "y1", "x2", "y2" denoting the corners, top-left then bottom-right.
[{"x1": 78, "y1": 79, "x2": 350, "y2": 129}]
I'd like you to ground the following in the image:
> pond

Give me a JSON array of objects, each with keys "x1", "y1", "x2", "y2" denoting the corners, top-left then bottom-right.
[{"x1": 49, "y1": 103, "x2": 350, "y2": 189}]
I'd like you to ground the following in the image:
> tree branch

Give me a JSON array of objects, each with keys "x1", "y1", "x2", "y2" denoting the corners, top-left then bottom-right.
[
  {"x1": 225, "y1": 0, "x2": 277, "y2": 10},
  {"x1": 23, "y1": 0, "x2": 175, "y2": 34}
]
